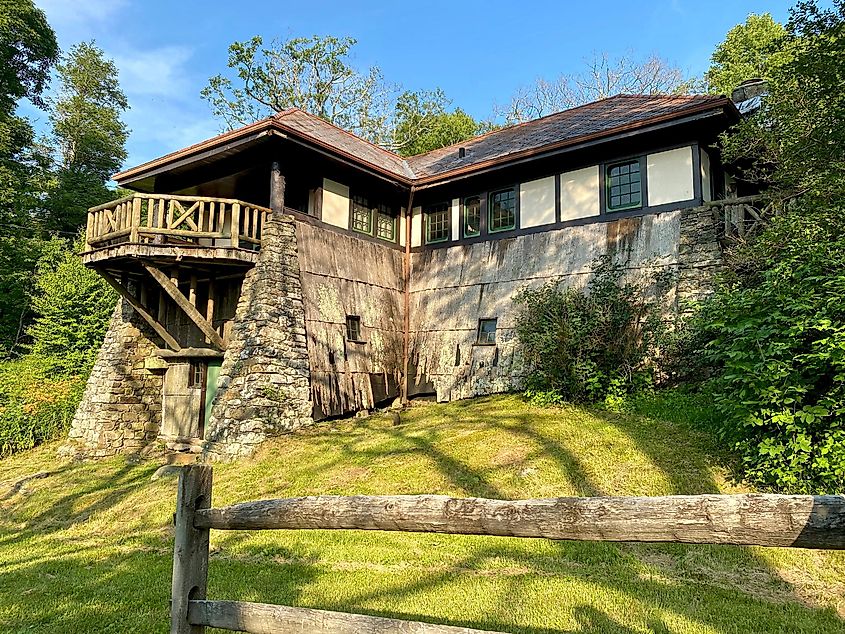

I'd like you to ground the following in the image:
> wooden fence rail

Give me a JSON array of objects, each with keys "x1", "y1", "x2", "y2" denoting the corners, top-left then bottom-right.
[{"x1": 171, "y1": 466, "x2": 845, "y2": 634}]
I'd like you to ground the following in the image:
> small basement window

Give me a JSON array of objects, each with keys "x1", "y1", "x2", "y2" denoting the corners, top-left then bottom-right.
[
  {"x1": 376, "y1": 203, "x2": 395, "y2": 241},
  {"x1": 476, "y1": 318, "x2": 497, "y2": 345},
  {"x1": 606, "y1": 160, "x2": 642, "y2": 211},
  {"x1": 346, "y1": 315, "x2": 363, "y2": 342},
  {"x1": 425, "y1": 202, "x2": 450, "y2": 244},
  {"x1": 463, "y1": 196, "x2": 481, "y2": 237},
  {"x1": 488, "y1": 188, "x2": 516, "y2": 232},
  {"x1": 351, "y1": 195, "x2": 373, "y2": 234}
]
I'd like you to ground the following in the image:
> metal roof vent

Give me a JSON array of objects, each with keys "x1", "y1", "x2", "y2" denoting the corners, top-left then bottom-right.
[{"x1": 458, "y1": 147, "x2": 466, "y2": 159}]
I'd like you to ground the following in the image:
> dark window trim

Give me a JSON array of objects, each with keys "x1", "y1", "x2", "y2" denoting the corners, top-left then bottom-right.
[
  {"x1": 487, "y1": 186, "x2": 519, "y2": 233},
  {"x1": 604, "y1": 158, "x2": 645, "y2": 213},
  {"x1": 345, "y1": 315, "x2": 365, "y2": 344},
  {"x1": 424, "y1": 201, "x2": 451, "y2": 244},
  {"x1": 475, "y1": 318, "x2": 498, "y2": 346},
  {"x1": 461, "y1": 195, "x2": 484, "y2": 238},
  {"x1": 376, "y1": 205, "x2": 397, "y2": 242}
]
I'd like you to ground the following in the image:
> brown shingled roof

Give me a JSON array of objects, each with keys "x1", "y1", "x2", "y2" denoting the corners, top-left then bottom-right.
[{"x1": 114, "y1": 94, "x2": 735, "y2": 186}]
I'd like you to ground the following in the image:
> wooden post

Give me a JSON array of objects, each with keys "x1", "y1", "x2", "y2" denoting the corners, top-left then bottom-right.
[
  {"x1": 171, "y1": 465, "x2": 212, "y2": 634},
  {"x1": 205, "y1": 276, "x2": 215, "y2": 345},
  {"x1": 231, "y1": 203, "x2": 240, "y2": 249},
  {"x1": 270, "y1": 160, "x2": 285, "y2": 215},
  {"x1": 130, "y1": 196, "x2": 142, "y2": 242}
]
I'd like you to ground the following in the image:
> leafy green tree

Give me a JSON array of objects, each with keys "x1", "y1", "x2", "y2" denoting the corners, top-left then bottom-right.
[
  {"x1": 391, "y1": 89, "x2": 481, "y2": 156},
  {"x1": 201, "y1": 35, "x2": 481, "y2": 154},
  {"x1": 720, "y1": 1, "x2": 845, "y2": 203},
  {"x1": 706, "y1": 13, "x2": 791, "y2": 95},
  {"x1": 42, "y1": 41, "x2": 128, "y2": 233},
  {"x1": 27, "y1": 236, "x2": 116, "y2": 374},
  {"x1": 202, "y1": 35, "x2": 390, "y2": 138},
  {"x1": 0, "y1": 0, "x2": 57, "y2": 355}
]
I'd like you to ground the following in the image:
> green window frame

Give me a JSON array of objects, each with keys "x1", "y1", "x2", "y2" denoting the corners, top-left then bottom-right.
[
  {"x1": 424, "y1": 202, "x2": 450, "y2": 244},
  {"x1": 488, "y1": 188, "x2": 516, "y2": 233},
  {"x1": 351, "y1": 195, "x2": 373, "y2": 234},
  {"x1": 375, "y1": 204, "x2": 395, "y2": 241},
  {"x1": 463, "y1": 196, "x2": 482, "y2": 237},
  {"x1": 477, "y1": 318, "x2": 497, "y2": 345},
  {"x1": 606, "y1": 160, "x2": 642, "y2": 211}
]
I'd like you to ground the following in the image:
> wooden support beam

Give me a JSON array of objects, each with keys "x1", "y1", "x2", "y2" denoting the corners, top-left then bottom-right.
[
  {"x1": 96, "y1": 268, "x2": 181, "y2": 351},
  {"x1": 144, "y1": 264, "x2": 225, "y2": 350},
  {"x1": 171, "y1": 465, "x2": 212, "y2": 634},
  {"x1": 205, "y1": 277, "x2": 215, "y2": 345},
  {"x1": 188, "y1": 600, "x2": 502, "y2": 634},
  {"x1": 270, "y1": 160, "x2": 285, "y2": 214},
  {"x1": 194, "y1": 493, "x2": 845, "y2": 550}
]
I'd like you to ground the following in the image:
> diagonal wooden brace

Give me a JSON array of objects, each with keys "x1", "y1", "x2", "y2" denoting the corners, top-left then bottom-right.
[
  {"x1": 96, "y1": 268, "x2": 181, "y2": 352},
  {"x1": 143, "y1": 263, "x2": 225, "y2": 351}
]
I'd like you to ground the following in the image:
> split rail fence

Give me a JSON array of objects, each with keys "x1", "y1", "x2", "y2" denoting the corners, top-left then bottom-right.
[{"x1": 171, "y1": 465, "x2": 845, "y2": 634}]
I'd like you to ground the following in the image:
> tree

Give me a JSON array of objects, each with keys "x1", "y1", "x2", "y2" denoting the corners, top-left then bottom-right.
[
  {"x1": 27, "y1": 235, "x2": 116, "y2": 374},
  {"x1": 201, "y1": 35, "x2": 481, "y2": 154},
  {"x1": 202, "y1": 35, "x2": 392, "y2": 140},
  {"x1": 496, "y1": 52, "x2": 697, "y2": 125},
  {"x1": 390, "y1": 89, "x2": 481, "y2": 156},
  {"x1": 720, "y1": 1, "x2": 845, "y2": 203},
  {"x1": 706, "y1": 13, "x2": 792, "y2": 96},
  {"x1": 41, "y1": 41, "x2": 129, "y2": 232},
  {"x1": 0, "y1": 0, "x2": 57, "y2": 355}
]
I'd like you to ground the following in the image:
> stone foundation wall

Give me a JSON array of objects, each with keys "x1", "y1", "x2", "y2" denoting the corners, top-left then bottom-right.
[
  {"x1": 203, "y1": 214, "x2": 313, "y2": 461},
  {"x1": 677, "y1": 205, "x2": 723, "y2": 307},
  {"x1": 60, "y1": 296, "x2": 164, "y2": 459}
]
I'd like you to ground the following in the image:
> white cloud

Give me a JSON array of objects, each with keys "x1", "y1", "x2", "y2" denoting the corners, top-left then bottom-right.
[
  {"x1": 114, "y1": 46, "x2": 194, "y2": 97},
  {"x1": 36, "y1": 0, "x2": 129, "y2": 33}
]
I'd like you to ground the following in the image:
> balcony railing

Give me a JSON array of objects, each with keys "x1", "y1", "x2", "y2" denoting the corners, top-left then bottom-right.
[{"x1": 86, "y1": 194, "x2": 272, "y2": 251}]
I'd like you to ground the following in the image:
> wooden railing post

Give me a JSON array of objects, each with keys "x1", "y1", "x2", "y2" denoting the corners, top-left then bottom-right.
[
  {"x1": 171, "y1": 465, "x2": 212, "y2": 634},
  {"x1": 231, "y1": 203, "x2": 240, "y2": 249},
  {"x1": 130, "y1": 196, "x2": 142, "y2": 243}
]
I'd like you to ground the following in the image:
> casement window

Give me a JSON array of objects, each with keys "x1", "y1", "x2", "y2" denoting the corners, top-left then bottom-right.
[
  {"x1": 346, "y1": 315, "x2": 363, "y2": 342},
  {"x1": 606, "y1": 160, "x2": 642, "y2": 211},
  {"x1": 188, "y1": 361, "x2": 204, "y2": 388},
  {"x1": 375, "y1": 203, "x2": 395, "y2": 241},
  {"x1": 488, "y1": 188, "x2": 516, "y2": 232},
  {"x1": 424, "y1": 202, "x2": 450, "y2": 244},
  {"x1": 351, "y1": 195, "x2": 373, "y2": 234},
  {"x1": 476, "y1": 318, "x2": 497, "y2": 345},
  {"x1": 463, "y1": 196, "x2": 482, "y2": 237}
]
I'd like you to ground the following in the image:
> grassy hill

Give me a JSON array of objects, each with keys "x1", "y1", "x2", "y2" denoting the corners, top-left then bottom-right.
[{"x1": 0, "y1": 394, "x2": 842, "y2": 633}]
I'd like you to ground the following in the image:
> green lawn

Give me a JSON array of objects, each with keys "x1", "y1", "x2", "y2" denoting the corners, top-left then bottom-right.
[{"x1": 0, "y1": 394, "x2": 842, "y2": 633}]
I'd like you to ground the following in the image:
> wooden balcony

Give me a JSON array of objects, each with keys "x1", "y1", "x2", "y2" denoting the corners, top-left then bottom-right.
[{"x1": 83, "y1": 194, "x2": 272, "y2": 266}]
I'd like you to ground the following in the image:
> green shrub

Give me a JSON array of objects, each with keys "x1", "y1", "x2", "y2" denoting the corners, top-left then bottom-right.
[
  {"x1": 677, "y1": 205, "x2": 845, "y2": 494},
  {"x1": 27, "y1": 235, "x2": 116, "y2": 375},
  {"x1": 0, "y1": 357, "x2": 84, "y2": 457},
  {"x1": 514, "y1": 255, "x2": 668, "y2": 404}
]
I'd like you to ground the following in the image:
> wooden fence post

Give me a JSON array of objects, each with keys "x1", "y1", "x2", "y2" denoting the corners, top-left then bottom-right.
[{"x1": 171, "y1": 465, "x2": 212, "y2": 634}]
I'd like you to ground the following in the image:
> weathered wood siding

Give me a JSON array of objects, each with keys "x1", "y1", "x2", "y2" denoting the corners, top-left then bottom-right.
[
  {"x1": 408, "y1": 211, "x2": 682, "y2": 400},
  {"x1": 296, "y1": 221, "x2": 404, "y2": 418}
]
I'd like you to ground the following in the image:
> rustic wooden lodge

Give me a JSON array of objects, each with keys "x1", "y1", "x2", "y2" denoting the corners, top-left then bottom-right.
[{"x1": 63, "y1": 94, "x2": 745, "y2": 460}]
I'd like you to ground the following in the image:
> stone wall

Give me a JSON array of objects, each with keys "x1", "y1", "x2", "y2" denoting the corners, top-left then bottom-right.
[
  {"x1": 60, "y1": 296, "x2": 164, "y2": 459},
  {"x1": 677, "y1": 205, "x2": 723, "y2": 307},
  {"x1": 202, "y1": 214, "x2": 313, "y2": 460}
]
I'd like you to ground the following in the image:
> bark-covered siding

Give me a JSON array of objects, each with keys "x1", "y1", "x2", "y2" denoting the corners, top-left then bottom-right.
[
  {"x1": 296, "y1": 221, "x2": 404, "y2": 418},
  {"x1": 406, "y1": 210, "x2": 690, "y2": 401}
]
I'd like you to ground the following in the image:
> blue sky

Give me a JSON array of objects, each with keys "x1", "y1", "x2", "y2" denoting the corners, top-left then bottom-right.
[{"x1": 31, "y1": 0, "x2": 798, "y2": 171}]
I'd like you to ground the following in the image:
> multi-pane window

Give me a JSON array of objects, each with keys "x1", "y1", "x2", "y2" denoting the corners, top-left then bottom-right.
[
  {"x1": 463, "y1": 196, "x2": 482, "y2": 237},
  {"x1": 606, "y1": 160, "x2": 642, "y2": 211},
  {"x1": 188, "y1": 361, "x2": 204, "y2": 388},
  {"x1": 376, "y1": 204, "x2": 395, "y2": 241},
  {"x1": 346, "y1": 315, "x2": 363, "y2": 342},
  {"x1": 425, "y1": 203, "x2": 450, "y2": 244},
  {"x1": 488, "y1": 188, "x2": 516, "y2": 232},
  {"x1": 351, "y1": 195, "x2": 372, "y2": 234},
  {"x1": 477, "y1": 318, "x2": 497, "y2": 345}
]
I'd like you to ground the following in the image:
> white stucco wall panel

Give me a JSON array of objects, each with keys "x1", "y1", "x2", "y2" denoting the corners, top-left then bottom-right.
[
  {"x1": 560, "y1": 166, "x2": 600, "y2": 221},
  {"x1": 700, "y1": 148, "x2": 712, "y2": 202},
  {"x1": 519, "y1": 176, "x2": 556, "y2": 228},
  {"x1": 647, "y1": 146, "x2": 694, "y2": 206},
  {"x1": 411, "y1": 206, "x2": 422, "y2": 248},
  {"x1": 322, "y1": 178, "x2": 350, "y2": 229}
]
